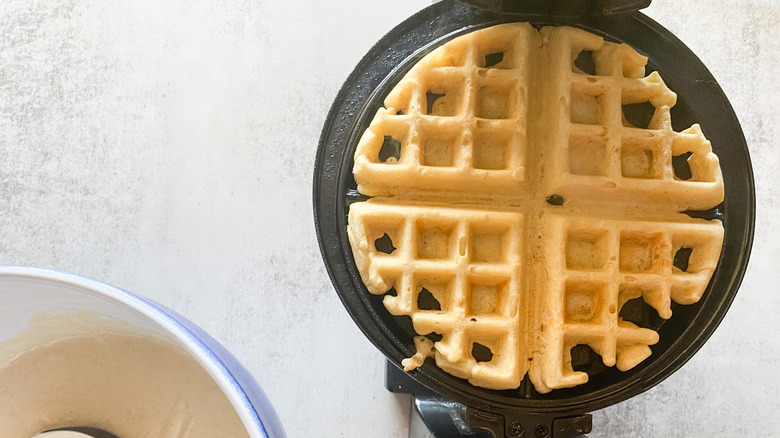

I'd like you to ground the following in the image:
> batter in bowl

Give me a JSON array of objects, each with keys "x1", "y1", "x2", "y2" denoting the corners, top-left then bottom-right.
[{"x1": 0, "y1": 309, "x2": 250, "y2": 438}]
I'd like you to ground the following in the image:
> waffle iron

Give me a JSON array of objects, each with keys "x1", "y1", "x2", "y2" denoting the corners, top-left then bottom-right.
[{"x1": 313, "y1": 1, "x2": 755, "y2": 436}]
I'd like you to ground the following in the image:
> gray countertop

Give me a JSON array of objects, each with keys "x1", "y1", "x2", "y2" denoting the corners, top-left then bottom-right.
[{"x1": 0, "y1": 0, "x2": 777, "y2": 436}]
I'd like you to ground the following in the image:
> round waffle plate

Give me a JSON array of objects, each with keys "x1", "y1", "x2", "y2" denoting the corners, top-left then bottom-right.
[{"x1": 314, "y1": 0, "x2": 753, "y2": 421}]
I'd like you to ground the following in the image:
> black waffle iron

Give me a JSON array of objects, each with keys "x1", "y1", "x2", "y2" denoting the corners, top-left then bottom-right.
[{"x1": 313, "y1": 1, "x2": 755, "y2": 436}]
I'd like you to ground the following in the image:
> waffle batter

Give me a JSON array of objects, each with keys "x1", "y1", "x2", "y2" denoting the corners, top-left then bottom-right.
[{"x1": 0, "y1": 309, "x2": 249, "y2": 438}]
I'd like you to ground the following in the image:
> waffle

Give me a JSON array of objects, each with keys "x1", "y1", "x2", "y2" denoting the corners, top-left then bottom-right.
[
  {"x1": 348, "y1": 23, "x2": 724, "y2": 393},
  {"x1": 348, "y1": 201, "x2": 527, "y2": 389}
]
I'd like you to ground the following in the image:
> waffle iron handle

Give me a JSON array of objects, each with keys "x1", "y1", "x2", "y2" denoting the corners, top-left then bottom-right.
[
  {"x1": 386, "y1": 361, "x2": 592, "y2": 437},
  {"x1": 466, "y1": 407, "x2": 592, "y2": 438},
  {"x1": 457, "y1": 0, "x2": 651, "y2": 16}
]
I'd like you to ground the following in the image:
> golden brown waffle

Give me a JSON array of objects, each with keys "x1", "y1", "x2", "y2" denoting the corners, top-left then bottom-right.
[
  {"x1": 353, "y1": 23, "x2": 535, "y2": 198},
  {"x1": 348, "y1": 23, "x2": 724, "y2": 393},
  {"x1": 348, "y1": 201, "x2": 527, "y2": 389}
]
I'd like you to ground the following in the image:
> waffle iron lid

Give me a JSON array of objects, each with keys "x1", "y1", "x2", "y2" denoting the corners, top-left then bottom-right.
[{"x1": 313, "y1": 0, "x2": 755, "y2": 436}]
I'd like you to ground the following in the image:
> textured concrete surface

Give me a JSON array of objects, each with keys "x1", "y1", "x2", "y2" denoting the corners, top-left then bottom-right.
[{"x1": 0, "y1": 0, "x2": 776, "y2": 437}]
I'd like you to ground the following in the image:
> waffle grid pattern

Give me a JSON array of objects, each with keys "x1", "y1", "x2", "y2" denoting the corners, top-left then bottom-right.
[
  {"x1": 547, "y1": 27, "x2": 724, "y2": 209},
  {"x1": 536, "y1": 214, "x2": 723, "y2": 391},
  {"x1": 347, "y1": 23, "x2": 725, "y2": 393},
  {"x1": 347, "y1": 202, "x2": 526, "y2": 389},
  {"x1": 352, "y1": 24, "x2": 536, "y2": 197}
]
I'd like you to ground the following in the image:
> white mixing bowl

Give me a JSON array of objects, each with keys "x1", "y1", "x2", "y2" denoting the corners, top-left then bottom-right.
[{"x1": 0, "y1": 266, "x2": 286, "y2": 438}]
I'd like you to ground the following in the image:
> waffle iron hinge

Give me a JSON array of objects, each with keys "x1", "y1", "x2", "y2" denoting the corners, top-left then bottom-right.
[
  {"x1": 458, "y1": 0, "x2": 651, "y2": 17},
  {"x1": 387, "y1": 361, "x2": 591, "y2": 438},
  {"x1": 466, "y1": 408, "x2": 591, "y2": 438}
]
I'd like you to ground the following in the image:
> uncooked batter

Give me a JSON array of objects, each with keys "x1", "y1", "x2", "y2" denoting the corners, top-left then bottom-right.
[{"x1": 0, "y1": 309, "x2": 250, "y2": 438}]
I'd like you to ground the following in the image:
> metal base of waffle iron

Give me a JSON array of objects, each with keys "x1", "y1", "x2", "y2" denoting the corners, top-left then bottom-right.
[{"x1": 387, "y1": 362, "x2": 591, "y2": 438}]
